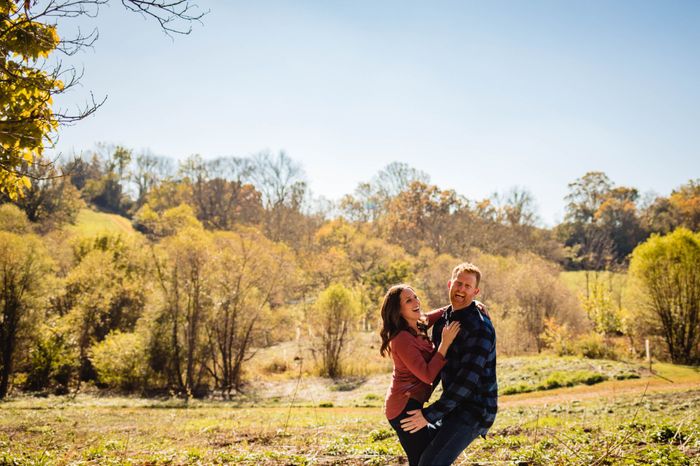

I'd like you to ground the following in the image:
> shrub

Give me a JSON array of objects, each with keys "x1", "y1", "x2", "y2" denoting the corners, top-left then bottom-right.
[
  {"x1": 89, "y1": 331, "x2": 148, "y2": 391},
  {"x1": 540, "y1": 370, "x2": 607, "y2": 390},
  {"x1": 264, "y1": 358, "x2": 288, "y2": 374},
  {"x1": 651, "y1": 425, "x2": 688, "y2": 444},
  {"x1": 541, "y1": 318, "x2": 576, "y2": 356},
  {"x1": 0, "y1": 204, "x2": 31, "y2": 233},
  {"x1": 308, "y1": 284, "x2": 361, "y2": 378},
  {"x1": 24, "y1": 333, "x2": 78, "y2": 394},
  {"x1": 575, "y1": 332, "x2": 621, "y2": 360},
  {"x1": 369, "y1": 429, "x2": 393, "y2": 442},
  {"x1": 500, "y1": 384, "x2": 536, "y2": 395}
]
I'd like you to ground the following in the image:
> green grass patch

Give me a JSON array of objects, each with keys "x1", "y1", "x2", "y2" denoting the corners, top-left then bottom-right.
[
  {"x1": 560, "y1": 270, "x2": 628, "y2": 296},
  {"x1": 502, "y1": 370, "x2": 607, "y2": 395},
  {"x1": 652, "y1": 362, "x2": 700, "y2": 380},
  {"x1": 499, "y1": 355, "x2": 641, "y2": 395},
  {"x1": 65, "y1": 208, "x2": 136, "y2": 236}
]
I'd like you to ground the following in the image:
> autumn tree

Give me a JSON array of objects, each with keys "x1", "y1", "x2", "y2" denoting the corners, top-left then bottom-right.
[
  {"x1": 311, "y1": 219, "x2": 411, "y2": 329},
  {"x1": 380, "y1": 181, "x2": 464, "y2": 255},
  {"x1": 140, "y1": 179, "x2": 194, "y2": 213},
  {"x1": 1, "y1": 0, "x2": 65, "y2": 199},
  {"x1": 179, "y1": 155, "x2": 263, "y2": 230},
  {"x1": 340, "y1": 162, "x2": 430, "y2": 223},
  {"x1": 595, "y1": 187, "x2": 646, "y2": 260},
  {"x1": 309, "y1": 283, "x2": 361, "y2": 378},
  {"x1": 62, "y1": 154, "x2": 103, "y2": 192},
  {"x1": 488, "y1": 187, "x2": 539, "y2": 227},
  {"x1": 133, "y1": 203, "x2": 203, "y2": 238},
  {"x1": 0, "y1": 0, "x2": 204, "y2": 198},
  {"x1": 0, "y1": 203, "x2": 31, "y2": 233},
  {"x1": 150, "y1": 226, "x2": 212, "y2": 398},
  {"x1": 668, "y1": 179, "x2": 700, "y2": 231},
  {"x1": 579, "y1": 271, "x2": 625, "y2": 337},
  {"x1": 475, "y1": 252, "x2": 583, "y2": 354},
  {"x1": 629, "y1": 228, "x2": 700, "y2": 364},
  {"x1": 80, "y1": 145, "x2": 135, "y2": 214},
  {"x1": 205, "y1": 228, "x2": 296, "y2": 396},
  {"x1": 414, "y1": 249, "x2": 459, "y2": 309},
  {"x1": 2, "y1": 162, "x2": 84, "y2": 231},
  {"x1": 251, "y1": 151, "x2": 310, "y2": 245},
  {"x1": 643, "y1": 179, "x2": 700, "y2": 234},
  {"x1": 339, "y1": 182, "x2": 385, "y2": 223},
  {"x1": 558, "y1": 172, "x2": 646, "y2": 268},
  {"x1": 61, "y1": 233, "x2": 148, "y2": 381},
  {"x1": 130, "y1": 151, "x2": 174, "y2": 207},
  {"x1": 0, "y1": 231, "x2": 54, "y2": 398},
  {"x1": 89, "y1": 330, "x2": 148, "y2": 391}
]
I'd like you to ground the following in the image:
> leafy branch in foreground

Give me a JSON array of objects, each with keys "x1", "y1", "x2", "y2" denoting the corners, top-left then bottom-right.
[{"x1": 0, "y1": 0, "x2": 206, "y2": 199}]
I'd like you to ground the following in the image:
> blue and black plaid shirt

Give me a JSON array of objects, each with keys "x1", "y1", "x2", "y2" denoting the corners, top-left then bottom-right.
[{"x1": 424, "y1": 301, "x2": 498, "y2": 435}]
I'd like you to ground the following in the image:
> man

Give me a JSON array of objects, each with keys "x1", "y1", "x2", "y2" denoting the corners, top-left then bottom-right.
[{"x1": 400, "y1": 262, "x2": 498, "y2": 466}]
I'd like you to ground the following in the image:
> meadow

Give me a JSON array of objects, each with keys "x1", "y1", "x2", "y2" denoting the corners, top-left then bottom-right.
[{"x1": 2, "y1": 358, "x2": 698, "y2": 466}]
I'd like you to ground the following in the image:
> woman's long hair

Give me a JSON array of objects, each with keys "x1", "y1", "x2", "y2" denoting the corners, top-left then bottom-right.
[{"x1": 379, "y1": 284, "x2": 428, "y2": 357}]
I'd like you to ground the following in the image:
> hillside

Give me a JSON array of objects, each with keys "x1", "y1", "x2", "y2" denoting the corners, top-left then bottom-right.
[{"x1": 64, "y1": 208, "x2": 137, "y2": 237}]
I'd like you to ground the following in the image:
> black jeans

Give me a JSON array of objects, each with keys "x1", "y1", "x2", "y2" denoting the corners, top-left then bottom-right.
[
  {"x1": 388, "y1": 398, "x2": 431, "y2": 466},
  {"x1": 417, "y1": 410, "x2": 482, "y2": 466}
]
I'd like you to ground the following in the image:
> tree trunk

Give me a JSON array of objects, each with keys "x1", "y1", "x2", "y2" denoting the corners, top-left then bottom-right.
[{"x1": 0, "y1": 296, "x2": 19, "y2": 399}]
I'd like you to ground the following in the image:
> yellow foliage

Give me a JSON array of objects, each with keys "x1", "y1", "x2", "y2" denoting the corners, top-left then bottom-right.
[{"x1": 0, "y1": 1, "x2": 63, "y2": 198}]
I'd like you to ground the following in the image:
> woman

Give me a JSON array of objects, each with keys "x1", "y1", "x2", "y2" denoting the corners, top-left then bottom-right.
[{"x1": 380, "y1": 284, "x2": 460, "y2": 466}]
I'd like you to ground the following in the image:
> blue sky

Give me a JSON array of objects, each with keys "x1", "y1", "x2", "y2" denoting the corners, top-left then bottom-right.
[{"x1": 51, "y1": 0, "x2": 700, "y2": 225}]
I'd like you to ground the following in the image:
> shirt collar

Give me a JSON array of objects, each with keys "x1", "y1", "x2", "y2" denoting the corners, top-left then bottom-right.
[{"x1": 445, "y1": 301, "x2": 478, "y2": 323}]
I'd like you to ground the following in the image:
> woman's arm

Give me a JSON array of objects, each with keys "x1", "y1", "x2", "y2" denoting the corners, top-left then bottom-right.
[
  {"x1": 392, "y1": 323, "x2": 460, "y2": 384},
  {"x1": 391, "y1": 332, "x2": 447, "y2": 385},
  {"x1": 424, "y1": 307, "x2": 446, "y2": 327}
]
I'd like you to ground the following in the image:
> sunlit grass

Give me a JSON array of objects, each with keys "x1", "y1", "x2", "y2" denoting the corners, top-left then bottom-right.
[
  {"x1": 65, "y1": 208, "x2": 136, "y2": 236},
  {"x1": 2, "y1": 388, "x2": 698, "y2": 465}
]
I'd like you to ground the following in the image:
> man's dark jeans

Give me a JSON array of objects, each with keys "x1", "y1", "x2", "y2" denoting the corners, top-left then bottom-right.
[
  {"x1": 417, "y1": 410, "x2": 482, "y2": 466},
  {"x1": 388, "y1": 398, "x2": 431, "y2": 466}
]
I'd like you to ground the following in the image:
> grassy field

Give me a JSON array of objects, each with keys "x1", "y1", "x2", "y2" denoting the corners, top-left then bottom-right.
[
  {"x1": 2, "y1": 360, "x2": 698, "y2": 465},
  {"x1": 64, "y1": 209, "x2": 136, "y2": 237}
]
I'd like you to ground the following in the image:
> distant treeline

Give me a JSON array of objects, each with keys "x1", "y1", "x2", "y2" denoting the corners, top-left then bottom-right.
[
  {"x1": 0, "y1": 146, "x2": 698, "y2": 399},
  {"x1": 6, "y1": 146, "x2": 699, "y2": 268}
]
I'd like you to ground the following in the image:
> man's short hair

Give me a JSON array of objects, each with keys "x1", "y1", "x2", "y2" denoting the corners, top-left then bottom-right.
[{"x1": 451, "y1": 262, "x2": 482, "y2": 287}]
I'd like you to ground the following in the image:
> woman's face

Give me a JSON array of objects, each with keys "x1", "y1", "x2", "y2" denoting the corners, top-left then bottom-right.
[{"x1": 399, "y1": 288, "x2": 421, "y2": 325}]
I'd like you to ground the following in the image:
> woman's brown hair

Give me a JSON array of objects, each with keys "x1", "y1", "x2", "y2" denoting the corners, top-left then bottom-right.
[{"x1": 379, "y1": 284, "x2": 428, "y2": 357}]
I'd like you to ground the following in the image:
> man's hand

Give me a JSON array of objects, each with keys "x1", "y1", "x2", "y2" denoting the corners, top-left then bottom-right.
[{"x1": 400, "y1": 409, "x2": 429, "y2": 433}]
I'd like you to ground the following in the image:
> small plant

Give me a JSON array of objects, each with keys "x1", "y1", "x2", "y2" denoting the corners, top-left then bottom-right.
[
  {"x1": 540, "y1": 370, "x2": 607, "y2": 390},
  {"x1": 186, "y1": 447, "x2": 203, "y2": 463},
  {"x1": 369, "y1": 428, "x2": 393, "y2": 442},
  {"x1": 575, "y1": 332, "x2": 620, "y2": 360},
  {"x1": 650, "y1": 424, "x2": 687, "y2": 444},
  {"x1": 614, "y1": 372, "x2": 640, "y2": 380},
  {"x1": 501, "y1": 383, "x2": 536, "y2": 395},
  {"x1": 84, "y1": 444, "x2": 105, "y2": 461},
  {"x1": 330, "y1": 377, "x2": 366, "y2": 391},
  {"x1": 541, "y1": 318, "x2": 575, "y2": 356},
  {"x1": 264, "y1": 358, "x2": 288, "y2": 374}
]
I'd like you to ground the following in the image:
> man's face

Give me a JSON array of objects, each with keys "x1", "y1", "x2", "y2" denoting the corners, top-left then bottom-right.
[{"x1": 448, "y1": 271, "x2": 480, "y2": 310}]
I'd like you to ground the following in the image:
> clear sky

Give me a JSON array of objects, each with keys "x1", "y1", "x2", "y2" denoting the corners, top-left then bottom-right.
[{"x1": 50, "y1": 0, "x2": 700, "y2": 225}]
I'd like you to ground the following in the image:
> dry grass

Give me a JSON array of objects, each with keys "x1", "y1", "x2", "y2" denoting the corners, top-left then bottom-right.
[{"x1": 2, "y1": 386, "x2": 698, "y2": 465}]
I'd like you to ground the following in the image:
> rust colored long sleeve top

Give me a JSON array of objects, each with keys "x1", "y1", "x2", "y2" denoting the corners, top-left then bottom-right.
[{"x1": 384, "y1": 309, "x2": 446, "y2": 420}]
